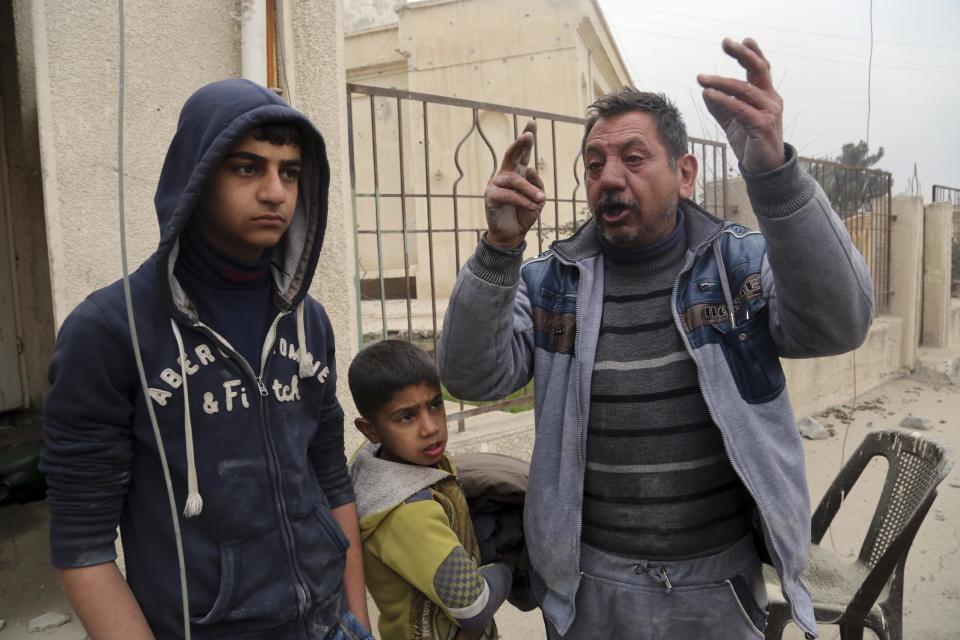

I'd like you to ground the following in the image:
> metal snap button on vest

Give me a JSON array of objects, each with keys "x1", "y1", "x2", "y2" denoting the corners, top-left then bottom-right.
[{"x1": 738, "y1": 332, "x2": 748, "y2": 341}]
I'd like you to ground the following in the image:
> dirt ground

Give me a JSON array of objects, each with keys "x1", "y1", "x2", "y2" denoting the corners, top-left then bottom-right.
[{"x1": 1, "y1": 374, "x2": 958, "y2": 639}]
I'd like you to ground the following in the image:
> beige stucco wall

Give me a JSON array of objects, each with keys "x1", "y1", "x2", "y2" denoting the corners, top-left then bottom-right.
[
  {"x1": 888, "y1": 196, "x2": 925, "y2": 369},
  {"x1": 922, "y1": 202, "x2": 953, "y2": 348},
  {"x1": 15, "y1": 0, "x2": 358, "y2": 413},
  {"x1": 948, "y1": 299, "x2": 960, "y2": 350},
  {"x1": 26, "y1": 0, "x2": 241, "y2": 326}
]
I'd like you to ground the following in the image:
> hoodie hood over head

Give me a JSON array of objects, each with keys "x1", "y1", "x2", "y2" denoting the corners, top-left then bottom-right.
[
  {"x1": 42, "y1": 79, "x2": 355, "y2": 638},
  {"x1": 154, "y1": 79, "x2": 330, "y2": 321}
]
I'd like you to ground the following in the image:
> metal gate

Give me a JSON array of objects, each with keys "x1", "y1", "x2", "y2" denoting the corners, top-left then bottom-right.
[{"x1": 347, "y1": 83, "x2": 728, "y2": 430}]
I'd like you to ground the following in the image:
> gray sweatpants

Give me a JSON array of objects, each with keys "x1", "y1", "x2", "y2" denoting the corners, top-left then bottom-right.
[{"x1": 544, "y1": 535, "x2": 768, "y2": 640}]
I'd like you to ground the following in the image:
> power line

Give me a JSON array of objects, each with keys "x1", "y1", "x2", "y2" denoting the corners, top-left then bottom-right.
[
  {"x1": 867, "y1": 0, "x2": 874, "y2": 147},
  {"x1": 606, "y1": 22, "x2": 960, "y2": 75},
  {"x1": 599, "y1": 0, "x2": 960, "y2": 51},
  {"x1": 602, "y1": 10, "x2": 960, "y2": 72}
]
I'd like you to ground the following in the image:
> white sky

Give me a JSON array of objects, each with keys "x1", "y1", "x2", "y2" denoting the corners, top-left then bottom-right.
[{"x1": 596, "y1": 0, "x2": 960, "y2": 196}]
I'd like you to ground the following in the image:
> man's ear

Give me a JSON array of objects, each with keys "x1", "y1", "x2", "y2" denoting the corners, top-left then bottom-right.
[
  {"x1": 677, "y1": 153, "x2": 699, "y2": 200},
  {"x1": 354, "y1": 417, "x2": 380, "y2": 444}
]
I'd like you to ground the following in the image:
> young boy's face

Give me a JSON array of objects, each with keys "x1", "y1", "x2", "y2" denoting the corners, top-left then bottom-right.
[
  {"x1": 194, "y1": 132, "x2": 301, "y2": 262},
  {"x1": 356, "y1": 382, "x2": 448, "y2": 466}
]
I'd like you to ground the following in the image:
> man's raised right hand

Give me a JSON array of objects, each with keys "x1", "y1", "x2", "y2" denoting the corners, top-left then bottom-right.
[{"x1": 483, "y1": 121, "x2": 546, "y2": 250}]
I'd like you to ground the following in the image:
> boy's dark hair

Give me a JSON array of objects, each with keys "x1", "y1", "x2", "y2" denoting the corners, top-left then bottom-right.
[
  {"x1": 348, "y1": 340, "x2": 441, "y2": 420},
  {"x1": 581, "y1": 88, "x2": 688, "y2": 170},
  {"x1": 249, "y1": 121, "x2": 301, "y2": 146}
]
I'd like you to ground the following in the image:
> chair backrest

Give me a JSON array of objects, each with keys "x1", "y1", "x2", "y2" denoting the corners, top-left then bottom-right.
[
  {"x1": 811, "y1": 430, "x2": 954, "y2": 566},
  {"x1": 855, "y1": 430, "x2": 953, "y2": 569}
]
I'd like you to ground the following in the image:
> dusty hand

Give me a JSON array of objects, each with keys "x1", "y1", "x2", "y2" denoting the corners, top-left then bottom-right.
[
  {"x1": 483, "y1": 121, "x2": 546, "y2": 249},
  {"x1": 697, "y1": 38, "x2": 785, "y2": 174}
]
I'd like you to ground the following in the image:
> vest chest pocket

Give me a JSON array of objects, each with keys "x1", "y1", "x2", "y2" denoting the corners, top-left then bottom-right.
[
  {"x1": 715, "y1": 311, "x2": 785, "y2": 404},
  {"x1": 533, "y1": 288, "x2": 577, "y2": 355}
]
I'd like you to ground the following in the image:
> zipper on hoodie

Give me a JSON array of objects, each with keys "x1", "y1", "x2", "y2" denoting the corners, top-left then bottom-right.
[
  {"x1": 192, "y1": 310, "x2": 314, "y2": 632},
  {"x1": 572, "y1": 268, "x2": 585, "y2": 610},
  {"x1": 669, "y1": 241, "x2": 815, "y2": 639},
  {"x1": 536, "y1": 246, "x2": 588, "y2": 624}
]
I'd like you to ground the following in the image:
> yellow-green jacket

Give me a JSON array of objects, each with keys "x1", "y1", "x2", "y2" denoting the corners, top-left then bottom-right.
[{"x1": 349, "y1": 442, "x2": 510, "y2": 640}]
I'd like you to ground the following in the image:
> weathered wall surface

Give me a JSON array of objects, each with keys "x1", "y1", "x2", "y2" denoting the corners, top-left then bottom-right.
[
  {"x1": 922, "y1": 202, "x2": 953, "y2": 348},
  {"x1": 25, "y1": 0, "x2": 241, "y2": 325},
  {"x1": 948, "y1": 299, "x2": 960, "y2": 350},
  {"x1": 10, "y1": 0, "x2": 358, "y2": 416},
  {"x1": 344, "y1": 0, "x2": 399, "y2": 33},
  {"x1": 783, "y1": 317, "x2": 904, "y2": 421},
  {"x1": 888, "y1": 196, "x2": 925, "y2": 369}
]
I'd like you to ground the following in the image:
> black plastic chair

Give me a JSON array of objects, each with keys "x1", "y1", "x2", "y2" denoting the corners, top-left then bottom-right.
[{"x1": 763, "y1": 429, "x2": 954, "y2": 640}]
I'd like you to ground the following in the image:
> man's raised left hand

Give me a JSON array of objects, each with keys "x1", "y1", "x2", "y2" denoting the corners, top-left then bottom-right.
[{"x1": 697, "y1": 38, "x2": 785, "y2": 174}]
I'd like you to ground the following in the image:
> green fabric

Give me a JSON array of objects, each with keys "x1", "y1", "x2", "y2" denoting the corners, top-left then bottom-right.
[{"x1": 357, "y1": 455, "x2": 495, "y2": 640}]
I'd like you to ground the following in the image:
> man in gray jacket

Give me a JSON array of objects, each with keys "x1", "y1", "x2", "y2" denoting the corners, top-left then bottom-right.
[{"x1": 438, "y1": 37, "x2": 873, "y2": 639}]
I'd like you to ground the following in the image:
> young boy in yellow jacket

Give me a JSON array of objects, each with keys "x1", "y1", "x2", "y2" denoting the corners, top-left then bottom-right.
[{"x1": 348, "y1": 340, "x2": 511, "y2": 640}]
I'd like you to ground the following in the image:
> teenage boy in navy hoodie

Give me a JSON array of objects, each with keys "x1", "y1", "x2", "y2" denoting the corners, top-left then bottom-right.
[{"x1": 40, "y1": 80, "x2": 372, "y2": 640}]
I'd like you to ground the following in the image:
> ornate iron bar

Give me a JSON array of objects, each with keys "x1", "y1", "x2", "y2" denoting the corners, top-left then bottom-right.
[
  {"x1": 932, "y1": 185, "x2": 960, "y2": 240},
  {"x1": 933, "y1": 185, "x2": 960, "y2": 299},
  {"x1": 347, "y1": 83, "x2": 728, "y2": 430}
]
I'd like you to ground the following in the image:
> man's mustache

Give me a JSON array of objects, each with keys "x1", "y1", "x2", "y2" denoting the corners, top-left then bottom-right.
[{"x1": 594, "y1": 195, "x2": 638, "y2": 217}]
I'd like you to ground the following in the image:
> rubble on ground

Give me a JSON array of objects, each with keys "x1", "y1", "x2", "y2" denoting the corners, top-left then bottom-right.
[
  {"x1": 27, "y1": 612, "x2": 71, "y2": 632},
  {"x1": 798, "y1": 417, "x2": 829, "y2": 440},
  {"x1": 900, "y1": 415, "x2": 934, "y2": 431}
]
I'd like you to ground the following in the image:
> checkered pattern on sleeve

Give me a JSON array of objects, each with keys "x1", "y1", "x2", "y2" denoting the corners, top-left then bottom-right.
[{"x1": 432, "y1": 546, "x2": 483, "y2": 609}]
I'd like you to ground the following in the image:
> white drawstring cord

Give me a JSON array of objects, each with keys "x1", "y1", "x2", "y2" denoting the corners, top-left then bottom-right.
[
  {"x1": 296, "y1": 302, "x2": 314, "y2": 378},
  {"x1": 117, "y1": 1, "x2": 191, "y2": 635},
  {"x1": 713, "y1": 240, "x2": 738, "y2": 329},
  {"x1": 171, "y1": 319, "x2": 203, "y2": 518}
]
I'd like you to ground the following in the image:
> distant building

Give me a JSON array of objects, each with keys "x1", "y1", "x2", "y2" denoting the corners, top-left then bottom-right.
[{"x1": 344, "y1": 0, "x2": 632, "y2": 299}]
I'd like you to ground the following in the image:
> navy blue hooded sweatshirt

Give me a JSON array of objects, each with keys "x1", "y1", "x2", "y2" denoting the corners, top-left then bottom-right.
[{"x1": 40, "y1": 80, "x2": 355, "y2": 639}]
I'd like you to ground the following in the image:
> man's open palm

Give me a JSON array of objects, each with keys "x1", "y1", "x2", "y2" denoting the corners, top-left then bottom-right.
[{"x1": 698, "y1": 38, "x2": 785, "y2": 174}]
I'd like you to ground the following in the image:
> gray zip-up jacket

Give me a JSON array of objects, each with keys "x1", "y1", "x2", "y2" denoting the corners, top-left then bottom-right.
[{"x1": 437, "y1": 146, "x2": 874, "y2": 639}]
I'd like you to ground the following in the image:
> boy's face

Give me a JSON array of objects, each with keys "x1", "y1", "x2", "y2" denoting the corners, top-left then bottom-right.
[
  {"x1": 194, "y1": 133, "x2": 301, "y2": 262},
  {"x1": 356, "y1": 383, "x2": 448, "y2": 467}
]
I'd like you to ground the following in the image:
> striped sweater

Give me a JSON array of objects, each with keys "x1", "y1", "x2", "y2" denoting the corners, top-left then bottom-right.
[{"x1": 582, "y1": 222, "x2": 753, "y2": 560}]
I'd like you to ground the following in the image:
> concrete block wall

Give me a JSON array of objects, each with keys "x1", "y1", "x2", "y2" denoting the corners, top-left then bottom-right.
[
  {"x1": 889, "y1": 196, "x2": 925, "y2": 369},
  {"x1": 948, "y1": 299, "x2": 960, "y2": 349},
  {"x1": 922, "y1": 202, "x2": 953, "y2": 348},
  {"x1": 783, "y1": 317, "x2": 904, "y2": 420}
]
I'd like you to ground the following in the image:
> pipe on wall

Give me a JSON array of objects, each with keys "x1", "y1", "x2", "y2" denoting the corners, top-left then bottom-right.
[{"x1": 241, "y1": 0, "x2": 267, "y2": 86}]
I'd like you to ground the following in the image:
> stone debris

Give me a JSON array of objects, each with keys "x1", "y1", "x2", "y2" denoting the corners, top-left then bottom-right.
[
  {"x1": 949, "y1": 477, "x2": 960, "y2": 489},
  {"x1": 935, "y1": 511, "x2": 946, "y2": 522},
  {"x1": 798, "y1": 417, "x2": 829, "y2": 440},
  {"x1": 900, "y1": 415, "x2": 933, "y2": 431},
  {"x1": 28, "y1": 612, "x2": 72, "y2": 632},
  {"x1": 816, "y1": 399, "x2": 885, "y2": 425}
]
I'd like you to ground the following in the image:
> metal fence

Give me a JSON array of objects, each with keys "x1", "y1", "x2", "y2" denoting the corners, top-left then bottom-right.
[
  {"x1": 346, "y1": 83, "x2": 729, "y2": 430},
  {"x1": 933, "y1": 185, "x2": 960, "y2": 298},
  {"x1": 933, "y1": 185, "x2": 960, "y2": 240},
  {"x1": 799, "y1": 157, "x2": 893, "y2": 313}
]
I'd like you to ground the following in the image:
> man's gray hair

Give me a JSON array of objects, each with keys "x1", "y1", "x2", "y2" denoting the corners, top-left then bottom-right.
[{"x1": 581, "y1": 88, "x2": 688, "y2": 170}]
